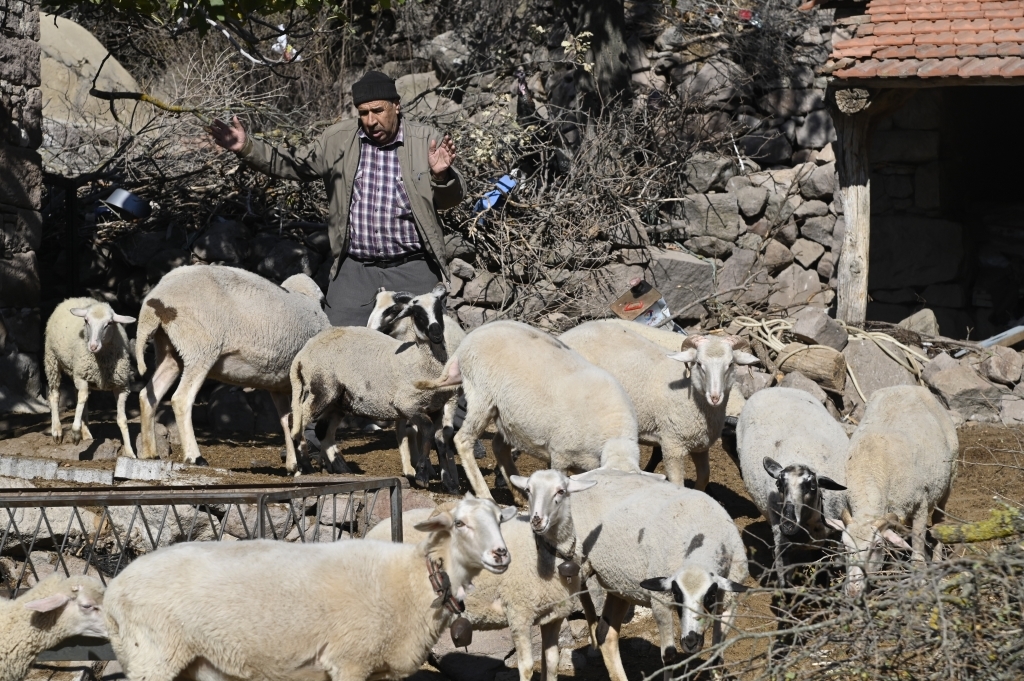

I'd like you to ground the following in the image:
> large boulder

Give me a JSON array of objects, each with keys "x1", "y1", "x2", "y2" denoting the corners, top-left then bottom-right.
[
  {"x1": 789, "y1": 306, "x2": 848, "y2": 351},
  {"x1": 799, "y1": 162, "x2": 837, "y2": 201},
  {"x1": 842, "y1": 338, "x2": 916, "y2": 404},
  {"x1": 648, "y1": 248, "x2": 715, "y2": 318},
  {"x1": 924, "y1": 362, "x2": 1001, "y2": 421},
  {"x1": 682, "y1": 152, "x2": 736, "y2": 193},
  {"x1": 463, "y1": 273, "x2": 513, "y2": 308},
  {"x1": 680, "y1": 193, "x2": 740, "y2": 242},
  {"x1": 768, "y1": 263, "x2": 823, "y2": 309}
]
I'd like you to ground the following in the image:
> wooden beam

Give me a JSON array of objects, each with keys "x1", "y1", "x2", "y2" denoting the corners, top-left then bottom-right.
[
  {"x1": 834, "y1": 76, "x2": 1024, "y2": 89},
  {"x1": 828, "y1": 87, "x2": 912, "y2": 324}
]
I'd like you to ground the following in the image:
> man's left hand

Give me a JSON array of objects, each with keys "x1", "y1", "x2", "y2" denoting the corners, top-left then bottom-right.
[{"x1": 429, "y1": 135, "x2": 457, "y2": 180}]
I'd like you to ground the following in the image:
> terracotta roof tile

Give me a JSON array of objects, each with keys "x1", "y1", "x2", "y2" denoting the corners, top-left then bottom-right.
[
  {"x1": 831, "y1": 0, "x2": 1024, "y2": 81},
  {"x1": 999, "y1": 56, "x2": 1024, "y2": 74},
  {"x1": 877, "y1": 59, "x2": 922, "y2": 76},
  {"x1": 916, "y1": 43, "x2": 958, "y2": 57},
  {"x1": 991, "y1": 17, "x2": 1024, "y2": 29},
  {"x1": 921, "y1": 31, "x2": 957, "y2": 43},
  {"x1": 993, "y1": 28, "x2": 1024, "y2": 41},
  {"x1": 917, "y1": 58, "x2": 964, "y2": 76},
  {"x1": 911, "y1": 19, "x2": 952, "y2": 32}
]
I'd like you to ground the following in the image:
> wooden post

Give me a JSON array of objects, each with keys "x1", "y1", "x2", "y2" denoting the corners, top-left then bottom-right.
[
  {"x1": 830, "y1": 88, "x2": 873, "y2": 324},
  {"x1": 829, "y1": 87, "x2": 914, "y2": 324}
]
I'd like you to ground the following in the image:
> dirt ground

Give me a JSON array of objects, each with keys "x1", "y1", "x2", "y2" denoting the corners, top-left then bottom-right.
[{"x1": 8, "y1": 405, "x2": 1024, "y2": 681}]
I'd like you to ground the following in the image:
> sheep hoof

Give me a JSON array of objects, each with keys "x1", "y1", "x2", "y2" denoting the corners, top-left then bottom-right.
[
  {"x1": 69, "y1": 429, "x2": 82, "y2": 445},
  {"x1": 194, "y1": 456, "x2": 209, "y2": 467},
  {"x1": 51, "y1": 430, "x2": 63, "y2": 445},
  {"x1": 495, "y1": 470, "x2": 508, "y2": 488},
  {"x1": 441, "y1": 474, "x2": 460, "y2": 495}
]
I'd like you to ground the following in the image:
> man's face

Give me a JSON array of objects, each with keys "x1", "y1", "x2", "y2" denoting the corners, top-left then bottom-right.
[{"x1": 358, "y1": 99, "x2": 401, "y2": 144}]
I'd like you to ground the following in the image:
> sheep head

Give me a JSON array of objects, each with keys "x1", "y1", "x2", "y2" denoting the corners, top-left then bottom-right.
[
  {"x1": 667, "y1": 334, "x2": 759, "y2": 406},
  {"x1": 69, "y1": 302, "x2": 135, "y2": 354}
]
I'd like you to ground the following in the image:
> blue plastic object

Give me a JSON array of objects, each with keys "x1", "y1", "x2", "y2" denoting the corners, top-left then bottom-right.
[{"x1": 473, "y1": 175, "x2": 517, "y2": 223}]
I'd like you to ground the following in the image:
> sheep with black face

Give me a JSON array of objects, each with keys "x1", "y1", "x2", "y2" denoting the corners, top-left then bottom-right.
[
  {"x1": 290, "y1": 284, "x2": 458, "y2": 477},
  {"x1": 736, "y1": 388, "x2": 849, "y2": 586}
]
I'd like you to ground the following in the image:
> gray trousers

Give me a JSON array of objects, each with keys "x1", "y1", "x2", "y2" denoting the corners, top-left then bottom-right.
[{"x1": 324, "y1": 254, "x2": 442, "y2": 327}]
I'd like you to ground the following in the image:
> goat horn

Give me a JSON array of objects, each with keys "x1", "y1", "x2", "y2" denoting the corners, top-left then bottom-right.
[
  {"x1": 841, "y1": 508, "x2": 853, "y2": 525},
  {"x1": 680, "y1": 335, "x2": 704, "y2": 351}
]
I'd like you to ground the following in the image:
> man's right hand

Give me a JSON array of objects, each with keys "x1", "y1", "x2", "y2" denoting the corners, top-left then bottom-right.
[{"x1": 209, "y1": 115, "x2": 247, "y2": 153}]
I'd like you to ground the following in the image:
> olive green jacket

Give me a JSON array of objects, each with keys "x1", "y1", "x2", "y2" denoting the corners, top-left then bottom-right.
[{"x1": 236, "y1": 117, "x2": 466, "y2": 279}]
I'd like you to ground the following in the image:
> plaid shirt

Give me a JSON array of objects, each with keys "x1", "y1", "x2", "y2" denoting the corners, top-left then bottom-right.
[{"x1": 346, "y1": 124, "x2": 422, "y2": 260}]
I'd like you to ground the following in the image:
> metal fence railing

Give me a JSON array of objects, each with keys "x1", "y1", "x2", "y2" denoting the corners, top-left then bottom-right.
[{"x1": 0, "y1": 478, "x2": 405, "y2": 662}]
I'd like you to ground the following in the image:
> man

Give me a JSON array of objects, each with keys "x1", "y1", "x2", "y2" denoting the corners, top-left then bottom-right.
[{"x1": 208, "y1": 70, "x2": 466, "y2": 326}]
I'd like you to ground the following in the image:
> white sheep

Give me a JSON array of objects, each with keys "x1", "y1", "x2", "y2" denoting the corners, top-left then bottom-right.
[
  {"x1": 522, "y1": 468, "x2": 748, "y2": 681},
  {"x1": 367, "y1": 288, "x2": 468, "y2": 491},
  {"x1": 103, "y1": 495, "x2": 516, "y2": 681},
  {"x1": 560, "y1": 321, "x2": 759, "y2": 490},
  {"x1": 290, "y1": 284, "x2": 457, "y2": 477},
  {"x1": 135, "y1": 265, "x2": 330, "y2": 468},
  {"x1": 367, "y1": 475, "x2": 597, "y2": 681},
  {"x1": 828, "y1": 385, "x2": 958, "y2": 597},
  {"x1": 735, "y1": 387, "x2": 849, "y2": 586},
  {"x1": 44, "y1": 298, "x2": 136, "y2": 456},
  {"x1": 1, "y1": 574, "x2": 107, "y2": 681},
  {"x1": 415, "y1": 320, "x2": 643, "y2": 500}
]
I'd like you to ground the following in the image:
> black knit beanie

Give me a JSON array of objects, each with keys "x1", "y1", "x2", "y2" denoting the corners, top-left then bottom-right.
[{"x1": 352, "y1": 71, "x2": 400, "y2": 106}]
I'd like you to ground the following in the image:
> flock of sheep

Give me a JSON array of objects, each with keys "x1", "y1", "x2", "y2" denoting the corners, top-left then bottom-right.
[{"x1": 18, "y1": 261, "x2": 961, "y2": 681}]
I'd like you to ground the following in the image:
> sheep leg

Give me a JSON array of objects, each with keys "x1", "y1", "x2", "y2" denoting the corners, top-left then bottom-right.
[
  {"x1": 410, "y1": 415, "x2": 436, "y2": 487},
  {"x1": 770, "y1": 520, "x2": 790, "y2": 588},
  {"x1": 268, "y1": 391, "x2": 298, "y2": 473},
  {"x1": 170, "y1": 359, "x2": 215, "y2": 466},
  {"x1": 595, "y1": 594, "x2": 632, "y2": 681},
  {"x1": 48, "y1": 366, "x2": 63, "y2": 444},
  {"x1": 138, "y1": 334, "x2": 182, "y2": 459},
  {"x1": 452, "y1": 395, "x2": 497, "y2": 500},
  {"x1": 492, "y1": 433, "x2": 521, "y2": 497},
  {"x1": 651, "y1": 598, "x2": 678, "y2": 681},
  {"x1": 910, "y1": 509, "x2": 928, "y2": 563},
  {"x1": 507, "y1": 612, "x2": 536, "y2": 681},
  {"x1": 396, "y1": 418, "x2": 417, "y2": 479},
  {"x1": 578, "y1": 586, "x2": 601, "y2": 650},
  {"x1": 540, "y1": 619, "x2": 562, "y2": 681},
  {"x1": 661, "y1": 442, "x2": 687, "y2": 487},
  {"x1": 434, "y1": 401, "x2": 460, "y2": 494},
  {"x1": 116, "y1": 389, "x2": 136, "y2": 458},
  {"x1": 69, "y1": 377, "x2": 91, "y2": 444},
  {"x1": 691, "y1": 449, "x2": 711, "y2": 492},
  {"x1": 320, "y1": 412, "x2": 351, "y2": 474}
]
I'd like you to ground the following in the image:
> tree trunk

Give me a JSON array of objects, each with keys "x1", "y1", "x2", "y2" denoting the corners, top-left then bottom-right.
[{"x1": 571, "y1": 0, "x2": 631, "y2": 110}]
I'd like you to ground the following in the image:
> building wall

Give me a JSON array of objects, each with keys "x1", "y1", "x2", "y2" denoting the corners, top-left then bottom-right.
[
  {"x1": 0, "y1": 0, "x2": 45, "y2": 408},
  {"x1": 865, "y1": 86, "x2": 1024, "y2": 340}
]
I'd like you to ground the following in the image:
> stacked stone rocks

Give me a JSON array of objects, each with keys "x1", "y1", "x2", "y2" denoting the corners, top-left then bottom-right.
[{"x1": 0, "y1": 0, "x2": 46, "y2": 414}]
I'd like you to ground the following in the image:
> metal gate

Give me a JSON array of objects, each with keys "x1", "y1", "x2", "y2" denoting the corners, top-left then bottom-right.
[{"x1": 0, "y1": 478, "x2": 404, "y2": 661}]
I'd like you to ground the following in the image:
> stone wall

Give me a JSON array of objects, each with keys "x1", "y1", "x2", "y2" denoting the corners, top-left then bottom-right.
[
  {"x1": 0, "y1": 0, "x2": 46, "y2": 413},
  {"x1": 863, "y1": 86, "x2": 1024, "y2": 341}
]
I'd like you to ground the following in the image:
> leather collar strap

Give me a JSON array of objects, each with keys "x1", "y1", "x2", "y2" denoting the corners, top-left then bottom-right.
[
  {"x1": 426, "y1": 558, "x2": 465, "y2": 615},
  {"x1": 535, "y1": 533, "x2": 576, "y2": 563}
]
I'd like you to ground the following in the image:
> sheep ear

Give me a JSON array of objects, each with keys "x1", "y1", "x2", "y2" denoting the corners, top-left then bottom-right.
[
  {"x1": 24, "y1": 593, "x2": 70, "y2": 612},
  {"x1": 640, "y1": 577, "x2": 671, "y2": 592},
  {"x1": 414, "y1": 513, "x2": 454, "y2": 533},
  {"x1": 882, "y1": 529, "x2": 912, "y2": 550},
  {"x1": 714, "y1": 575, "x2": 749, "y2": 593},
  {"x1": 763, "y1": 457, "x2": 784, "y2": 479},
  {"x1": 112, "y1": 314, "x2": 136, "y2": 324},
  {"x1": 499, "y1": 506, "x2": 518, "y2": 523},
  {"x1": 817, "y1": 476, "x2": 847, "y2": 491},
  {"x1": 69, "y1": 308, "x2": 89, "y2": 318},
  {"x1": 508, "y1": 475, "x2": 530, "y2": 493},
  {"x1": 566, "y1": 478, "x2": 597, "y2": 494},
  {"x1": 431, "y1": 283, "x2": 448, "y2": 299},
  {"x1": 824, "y1": 516, "x2": 846, "y2": 532},
  {"x1": 732, "y1": 351, "x2": 760, "y2": 366},
  {"x1": 640, "y1": 470, "x2": 667, "y2": 481},
  {"x1": 667, "y1": 349, "x2": 697, "y2": 364}
]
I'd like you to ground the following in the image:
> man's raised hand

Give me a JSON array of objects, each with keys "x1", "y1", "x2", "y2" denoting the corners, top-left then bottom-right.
[
  {"x1": 209, "y1": 115, "x2": 247, "y2": 153},
  {"x1": 428, "y1": 134, "x2": 457, "y2": 180}
]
